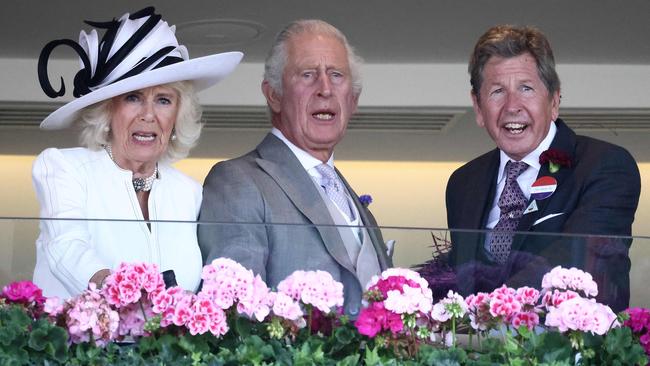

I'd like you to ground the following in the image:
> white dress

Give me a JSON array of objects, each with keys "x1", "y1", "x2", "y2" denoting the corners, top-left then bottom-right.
[{"x1": 32, "y1": 147, "x2": 203, "y2": 298}]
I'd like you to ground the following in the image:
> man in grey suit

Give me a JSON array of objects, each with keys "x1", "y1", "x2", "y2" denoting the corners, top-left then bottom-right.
[{"x1": 198, "y1": 20, "x2": 392, "y2": 317}]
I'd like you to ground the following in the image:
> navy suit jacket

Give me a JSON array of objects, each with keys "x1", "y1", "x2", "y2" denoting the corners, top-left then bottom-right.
[{"x1": 446, "y1": 119, "x2": 640, "y2": 311}]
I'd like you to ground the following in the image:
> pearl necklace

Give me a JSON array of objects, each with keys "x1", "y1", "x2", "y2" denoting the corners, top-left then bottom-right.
[{"x1": 104, "y1": 145, "x2": 158, "y2": 192}]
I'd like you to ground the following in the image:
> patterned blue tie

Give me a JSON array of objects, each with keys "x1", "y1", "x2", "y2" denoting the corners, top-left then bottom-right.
[
  {"x1": 316, "y1": 164, "x2": 353, "y2": 220},
  {"x1": 489, "y1": 161, "x2": 529, "y2": 264}
]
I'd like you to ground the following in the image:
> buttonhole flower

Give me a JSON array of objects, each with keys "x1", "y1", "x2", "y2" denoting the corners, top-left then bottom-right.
[
  {"x1": 359, "y1": 194, "x2": 373, "y2": 207},
  {"x1": 539, "y1": 148, "x2": 572, "y2": 173}
]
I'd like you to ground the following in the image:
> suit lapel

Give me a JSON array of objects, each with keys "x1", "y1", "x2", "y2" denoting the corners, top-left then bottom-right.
[
  {"x1": 512, "y1": 119, "x2": 576, "y2": 249},
  {"x1": 473, "y1": 151, "x2": 500, "y2": 229},
  {"x1": 254, "y1": 134, "x2": 357, "y2": 274},
  {"x1": 452, "y1": 150, "x2": 499, "y2": 264}
]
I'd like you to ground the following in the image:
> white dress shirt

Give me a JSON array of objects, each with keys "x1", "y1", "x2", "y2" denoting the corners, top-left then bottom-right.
[
  {"x1": 271, "y1": 128, "x2": 362, "y2": 240},
  {"x1": 485, "y1": 121, "x2": 558, "y2": 230},
  {"x1": 482, "y1": 122, "x2": 557, "y2": 256}
]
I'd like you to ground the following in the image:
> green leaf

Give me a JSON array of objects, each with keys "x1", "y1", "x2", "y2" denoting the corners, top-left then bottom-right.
[
  {"x1": 0, "y1": 324, "x2": 20, "y2": 346},
  {"x1": 364, "y1": 346, "x2": 383, "y2": 366},
  {"x1": 503, "y1": 332, "x2": 520, "y2": 354},
  {"x1": 0, "y1": 348, "x2": 29, "y2": 366},
  {"x1": 597, "y1": 327, "x2": 649, "y2": 366},
  {"x1": 418, "y1": 345, "x2": 468, "y2": 365},
  {"x1": 28, "y1": 322, "x2": 69, "y2": 363},
  {"x1": 334, "y1": 325, "x2": 355, "y2": 344},
  {"x1": 536, "y1": 331, "x2": 573, "y2": 363},
  {"x1": 335, "y1": 354, "x2": 361, "y2": 366},
  {"x1": 233, "y1": 316, "x2": 253, "y2": 338}
]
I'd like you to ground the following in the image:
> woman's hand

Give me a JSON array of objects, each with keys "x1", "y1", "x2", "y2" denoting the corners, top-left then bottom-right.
[{"x1": 89, "y1": 269, "x2": 112, "y2": 289}]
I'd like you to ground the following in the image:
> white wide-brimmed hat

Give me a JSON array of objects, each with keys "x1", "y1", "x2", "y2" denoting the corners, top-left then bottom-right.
[{"x1": 38, "y1": 7, "x2": 243, "y2": 130}]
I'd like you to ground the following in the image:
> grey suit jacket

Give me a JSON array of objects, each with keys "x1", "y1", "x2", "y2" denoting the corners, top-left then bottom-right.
[{"x1": 198, "y1": 133, "x2": 392, "y2": 316}]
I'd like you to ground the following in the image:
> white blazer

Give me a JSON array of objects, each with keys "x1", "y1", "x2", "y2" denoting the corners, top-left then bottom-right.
[{"x1": 32, "y1": 147, "x2": 203, "y2": 298}]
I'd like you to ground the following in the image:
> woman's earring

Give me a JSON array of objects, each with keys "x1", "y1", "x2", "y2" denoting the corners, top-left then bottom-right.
[
  {"x1": 171, "y1": 129, "x2": 177, "y2": 141},
  {"x1": 103, "y1": 126, "x2": 110, "y2": 133}
]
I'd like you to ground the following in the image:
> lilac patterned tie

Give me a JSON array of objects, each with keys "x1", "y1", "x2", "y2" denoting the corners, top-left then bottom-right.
[
  {"x1": 489, "y1": 161, "x2": 529, "y2": 264},
  {"x1": 316, "y1": 164, "x2": 353, "y2": 220}
]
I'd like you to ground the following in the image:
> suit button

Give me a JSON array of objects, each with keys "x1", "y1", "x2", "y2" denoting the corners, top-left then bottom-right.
[{"x1": 349, "y1": 305, "x2": 359, "y2": 316}]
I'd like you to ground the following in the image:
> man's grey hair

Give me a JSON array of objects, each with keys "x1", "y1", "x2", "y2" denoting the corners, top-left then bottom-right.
[
  {"x1": 77, "y1": 81, "x2": 202, "y2": 163},
  {"x1": 263, "y1": 19, "x2": 363, "y2": 96}
]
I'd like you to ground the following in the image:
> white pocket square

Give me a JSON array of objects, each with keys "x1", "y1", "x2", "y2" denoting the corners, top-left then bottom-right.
[
  {"x1": 385, "y1": 239, "x2": 396, "y2": 257},
  {"x1": 532, "y1": 213, "x2": 564, "y2": 226}
]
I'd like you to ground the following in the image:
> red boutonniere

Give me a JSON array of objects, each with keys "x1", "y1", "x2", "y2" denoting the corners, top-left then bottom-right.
[{"x1": 539, "y1": 148, "x2": 572, "y2": 173}]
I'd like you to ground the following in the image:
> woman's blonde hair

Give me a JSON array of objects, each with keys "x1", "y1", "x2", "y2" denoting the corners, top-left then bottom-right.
[{"x1": 77, "y1": 81, "x2": 202, "y2": 162}]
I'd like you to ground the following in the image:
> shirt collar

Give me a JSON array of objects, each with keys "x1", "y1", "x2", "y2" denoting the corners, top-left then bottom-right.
[
  {"x1": 271, "y1": 128, "x2": 334, "y2": 173},
  {"x1": 497, "y1": 120, "x2": 557, "y2": 183}
]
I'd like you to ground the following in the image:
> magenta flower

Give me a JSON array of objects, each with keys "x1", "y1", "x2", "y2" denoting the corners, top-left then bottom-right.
[
  {"x1": 355, "y1": 305, "x2": 383, "y2": 337},
  {"x1": 623, "y1": 307, "x2": 650, "y2": 356},
  {"x1": 355, "y1": 302, "x2": 403, "y2": 337},
  {"x1": 625, "y1": 307, "x2": 650, "y2": 332},
  {"x1": 356, "y1": 268, "x2": 430, "y2": 339},
  {"x1": 2, "y1": 281, "x2": 44, "y2": 304}
]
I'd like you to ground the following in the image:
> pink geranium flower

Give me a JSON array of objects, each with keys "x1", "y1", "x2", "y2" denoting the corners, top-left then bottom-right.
[
  {"x1": 511, "y1": 311, "x2": 540, "y2": 330},
  {"x1": 270, "y1": 292, "x2": 304, "y2": 321},
  {"x1": 545, "y1": 297, "x2": 618, "y2": 335},
  {"x1": 489, "y1": 285, "x2": 521, "y2": 321},
  {"x1": 515, "y1": 287, "x2": 540, "y2": 306},
  {"x1": 431, "y1": 290, "x2": 467, "y2": 323},
  {"x1": 2, "y1": 281, "x2": 44, "y2": 304},
  {"x1": 465, "y1": 292, "x2": 492, "y2": 331},
  {"x1": 277, "y1": 270, "x2": 344, "y2": 314},
  {"x1": 355, "y1": 302, "x2": 403, "y2": 337},
  {"x1": 102, "y1": 262, "x2": 165, "y2": 308},
  {"x1": 355, "y1": 268, "x2": 431, "y2": 339},
  {"x1": 61, "y1": 284, "x2": 120, "y2": 347},
  {"x1": 201, "y1": 257, "x2": 273, "y2": 320},
  {"x1": 541, "y1": 289, "x2": 580, "y2": 309},
  {"x1": 541, "y1": 266, "x2": 598, "y2": 297}
]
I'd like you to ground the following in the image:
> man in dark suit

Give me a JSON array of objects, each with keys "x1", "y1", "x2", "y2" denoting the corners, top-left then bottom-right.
[
  {"x1": 198, "y1": 20, "x2": 392, "y2": 317},
  {"x1": 446, "y1": 25, "x2": 640, "y2": 311}
]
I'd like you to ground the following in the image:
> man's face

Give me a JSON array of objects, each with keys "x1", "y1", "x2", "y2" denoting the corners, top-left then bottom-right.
[
  {"x1": 472, "y1": 52, "x2": 560, "y2": 161},
  {"x1": 263, "y1": 33, "x2": 358, "y2": 162}
]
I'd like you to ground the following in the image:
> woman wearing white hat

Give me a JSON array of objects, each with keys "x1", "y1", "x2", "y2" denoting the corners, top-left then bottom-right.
[{"x1": 32, "y1": 7, "x2": 242, "y2": 298}]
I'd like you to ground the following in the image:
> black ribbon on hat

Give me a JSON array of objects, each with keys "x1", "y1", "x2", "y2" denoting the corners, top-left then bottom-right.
[{"x1": 38, "y1": 7, "x2": 183, "y2": 99}]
